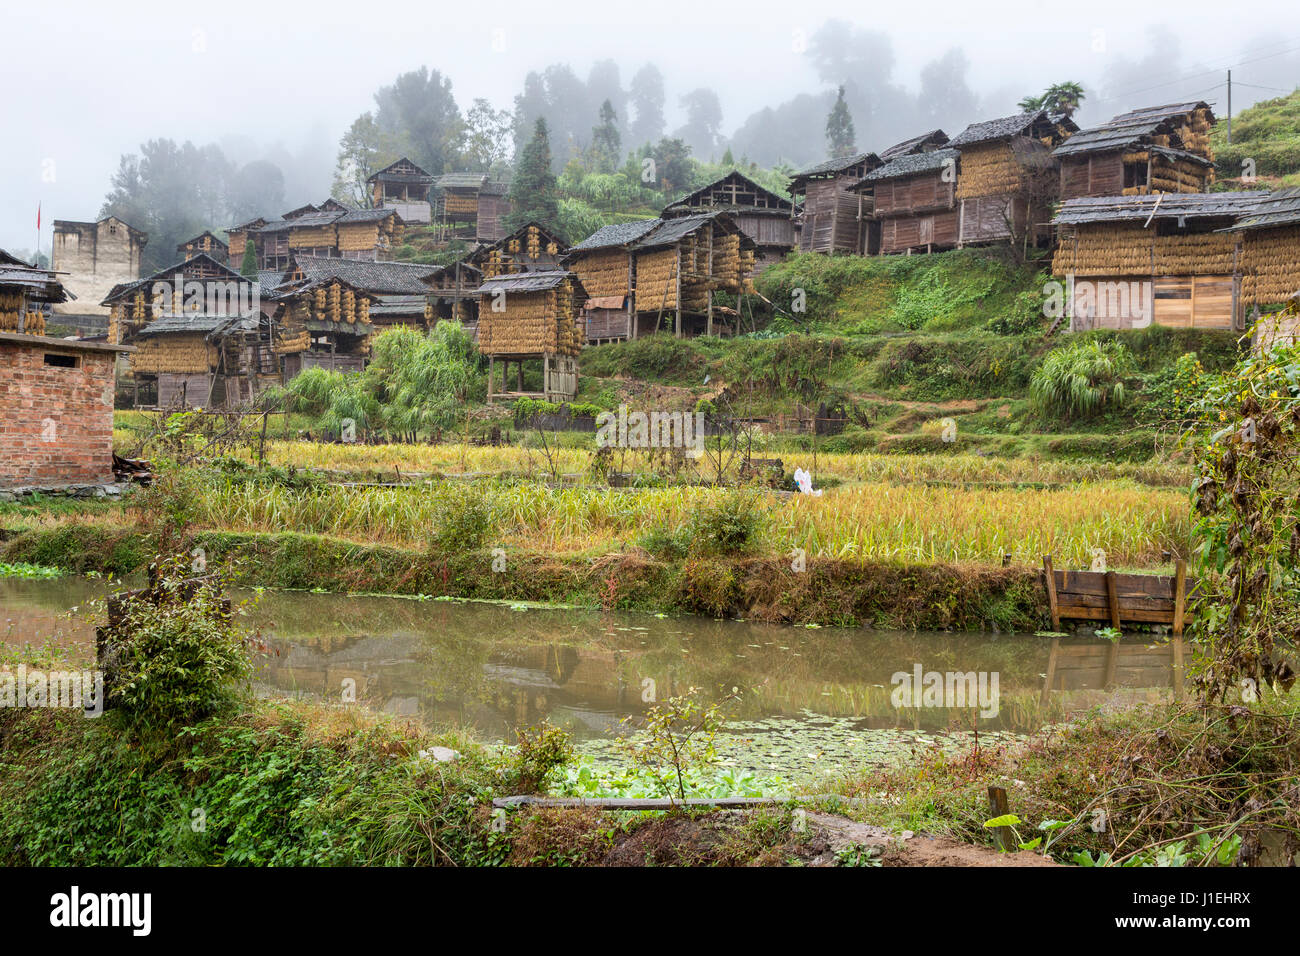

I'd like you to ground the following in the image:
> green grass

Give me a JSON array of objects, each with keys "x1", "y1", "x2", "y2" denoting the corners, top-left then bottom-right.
[{"x1": 1213, "y1": 88, "x2": 1300, "y2": 183}]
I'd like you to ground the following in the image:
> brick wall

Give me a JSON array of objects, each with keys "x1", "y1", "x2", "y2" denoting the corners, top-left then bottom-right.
[{"x1": 0, "y1": 343, "x2": 117, "y2": 487}]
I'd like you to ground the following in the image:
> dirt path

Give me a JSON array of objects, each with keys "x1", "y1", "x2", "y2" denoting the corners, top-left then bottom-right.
[{"x1": 596, "y1": 809, "x2": 1057, "y2": 867}]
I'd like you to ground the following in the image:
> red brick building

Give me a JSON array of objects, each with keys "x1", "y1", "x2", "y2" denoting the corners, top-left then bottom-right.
[{"x1": 0, "y1": 332, "x2": 133, "y2": 488}]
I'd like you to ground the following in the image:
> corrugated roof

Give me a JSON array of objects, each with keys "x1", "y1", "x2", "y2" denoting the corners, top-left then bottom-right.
[
  {"x1": 290, "y1": 256, "x2": 433, "y2": 295},
  {"x1": 478, "y1": 270, "x2": 574, "y2": 294},
  {"x1": 1053, "y1": 191, "x2": 1265, "y2": 226},
  {"x1": 567, "y1": 219, "x2": 662, "y2": 253},
  {"x1": 1054, "y1": 102, "x2": 1212, "y2": 157},
  {"x1": 860, "y1": 148, "x2": 959, "y2": 183},
  {"x1": 1222, "y1": 187, "x2": 1300, "y2": 231}
]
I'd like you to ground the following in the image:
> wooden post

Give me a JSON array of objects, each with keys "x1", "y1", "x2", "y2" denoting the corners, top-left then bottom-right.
[
  {"x1": 1102, "y1": 570, "x2": 1122, "y2": 688},
  {"x1": 674, "y1": 246, "x2": 682, "y2": 339},
  {"x1": 1172, "y1": 559, "x2": 1188, "y2": 701},
  {"x1": 987, "y1": 786, "x2": 1015, "y2": 852},
  {"x1": 1041, "y1": 637, "x2": 1060, "y2": 706},
  {"x1": 1104, "y1": 571, "x2": 1122, "y2": 630},
  {"x1": 487, "y1": 355, "x2": 494, "y2": 401},
  {"x1": 1042, "y1": 555, "x2": 1060, "y2": 630}
]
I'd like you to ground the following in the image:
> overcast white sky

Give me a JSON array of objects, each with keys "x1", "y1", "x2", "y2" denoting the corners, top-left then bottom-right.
[{"x1": 3, "y1": 0, "x2": 1298, "y2": 253}]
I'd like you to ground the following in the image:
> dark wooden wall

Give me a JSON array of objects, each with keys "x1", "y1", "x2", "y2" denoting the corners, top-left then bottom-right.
[
  {"x1": 798, "y1": 174, "x2": 863, "y2": 253},
  {"x1": 1060, "y1": 153, "x2": 1125, "y2": 200},
  {"x1": 872, "y1": 171, "x2": 956, "y2": 217},
  {"x1": 879, "y1": 209, "x2": 960, "y2": 254}
]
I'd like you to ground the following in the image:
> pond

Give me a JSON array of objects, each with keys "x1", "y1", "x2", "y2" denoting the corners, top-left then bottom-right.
[{"x1": 1, "y1": 577, "x2": 1180, "y2": 781}]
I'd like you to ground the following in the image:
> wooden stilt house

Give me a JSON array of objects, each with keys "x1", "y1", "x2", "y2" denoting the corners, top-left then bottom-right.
[
  {"x1": 563, "y1": 212, "x2": 756, "y2": 341},
  {"x1": 1053, "y1": 102, "x2": 1216, "y2": 201},
  {"x1": 661, "y1": 171, "x2": 794, "y2": 273},
  {"x1": 855, "y1": 148, "x2": 962, "y2": 255},
  {"x1": 946, "y1": 110, "x2": 1076, "y2": 248},
  {"x1": 272, "y1": 255, "x2": 434, "y2": 335},
  {"x1": 104, "y1": 253, "x2": 268, "y2": 408},
  {"x1": 477, "y1": 270, "x2": 585, "y2": 403},
  {"x1": 788, "y1": 152, "x2": 883, "y2": 254},
  {"x1": 263, "y1": 271, "x2": 378, "y2": 379},
  {"x1": 425, "y1": 222, "x2": 567, "y2": 339},
  {"x1": 226, "y1": 203, "x2": 405, "y2": 271},
  {"x1": 1051, "y1": 191, "x2": 1266, "y2": 331},
  {"x1": 434, "y1": 174, "x2": 512, "y2": 242},
  {"x1": 367, "y1": 157, "x2": 435, "y2": 224}
]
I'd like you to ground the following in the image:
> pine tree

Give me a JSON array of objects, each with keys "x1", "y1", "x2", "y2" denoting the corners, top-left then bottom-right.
[
  {"x1": 507, "y1": 118, "x2": 559, "y2": 232},
  {"x1": 240, "y1": 239, "x2": 258, "y2": 278},
  {"x1": 591, "y1": 100, "x2": 622, "y2": 174},
  {"x1": 826, "y1": 86, "x2": 856, "y2": 159}
]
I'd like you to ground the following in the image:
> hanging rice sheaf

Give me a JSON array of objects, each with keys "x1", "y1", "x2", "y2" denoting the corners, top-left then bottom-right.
[
  {"x1": 1241, "y1": 227, "x2": 1300, "y2": 309},
  {"x1": 571, "y1": 250, "x2": 630, "y2": 298},
  {"x1": 477, "y1": 278, "x2": 583, "y2": 357},
  {"x1": 131, "y1": 333, "x2": 217, "y2": 374},
  {"x1": 635, "y1": 248, "x2": 680, "y2": 312},
  {"x1": 956, "y1": 143, "x2": 1023, "y2": 200}
]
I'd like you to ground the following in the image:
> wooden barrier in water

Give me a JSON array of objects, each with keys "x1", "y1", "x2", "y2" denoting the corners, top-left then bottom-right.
[{"x1": 1040, "y1": 556, "x2": 1195, "y2": 702}]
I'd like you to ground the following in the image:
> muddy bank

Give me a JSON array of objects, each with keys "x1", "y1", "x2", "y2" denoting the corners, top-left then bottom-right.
[
  {"x1": 509, "y1": 806, "x2": 1056, "y2": 866},
  {"x1": 1, "y1": 522, "x2": 1044, "y2": 630}
]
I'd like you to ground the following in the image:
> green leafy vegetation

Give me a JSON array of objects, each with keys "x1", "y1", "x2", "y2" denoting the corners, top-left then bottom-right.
[{"x1": 1030, "y1": 339, "x2": 1135, "y2": 421}]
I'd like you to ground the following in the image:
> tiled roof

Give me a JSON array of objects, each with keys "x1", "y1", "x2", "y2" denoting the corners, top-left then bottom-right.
[
  {"x1": 567, "y1": 219, "x2": 662, "y2": 253},
  {"x1": 369, "y1": 294, "x2": 429, "y2": 316},
  {"x1": 947, "y1": 111, "x2": 1048, "y2": 147},
  {"x1": 860, "y1": 148, "x2": 959, "y2": 183},
  {"x1": 880, "y1": 129, "x2": 948, "y2": 159},
  {"x1": 631, "y1": 213, "x2": 722, "y2": 249},
  {"x1": 136, "y1": 313, "x2": 258, "y2": 337},
  {"x1": 289, "y1": 256, "x2": 433, "y2": 295},
  {"x1": 437, "y1": 172, "x2": 489, "y2": 189},
  {"x1": 1054, "y1": 102, "x2": 1212, "y2": 157},
  {"x1": 792, "y1": 151, "x2": 880, "y2": 179}
]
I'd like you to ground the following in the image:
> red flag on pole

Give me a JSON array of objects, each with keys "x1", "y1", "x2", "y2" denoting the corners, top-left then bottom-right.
[{"x1": 36, "y1": 202, "x2": 41, "y2": 231}]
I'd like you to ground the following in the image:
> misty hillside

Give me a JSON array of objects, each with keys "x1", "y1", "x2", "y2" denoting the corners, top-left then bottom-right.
[{"x1": 1213, "y1": 88, "x2": 1300, "y2": 187}]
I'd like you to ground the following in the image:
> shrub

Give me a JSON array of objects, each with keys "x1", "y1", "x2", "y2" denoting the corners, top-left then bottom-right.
[
  {"x1": 1030, "y1": 339, "x2": 1135, "y2": 421},
  {"x1": 637, "y1": 523, "x2": 691, "y2": 560},
  {"x1": 101, "y1": 559, "x2": 253, "y2": 729},
  {"x1": 509, "y1": 724, "x2": 574, "y2": 793},
  {"x1": 428, "y1": 484, "x2": 497, "y2": 552},
  {"x1": 686, "y1": 493, "x2": 762, "y2": 556}
]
